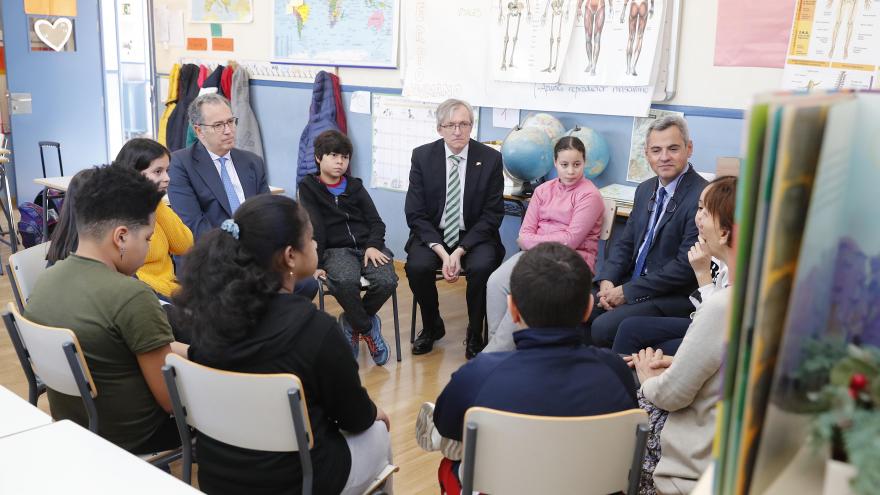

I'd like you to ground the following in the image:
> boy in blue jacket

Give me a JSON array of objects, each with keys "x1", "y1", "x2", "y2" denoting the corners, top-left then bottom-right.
[{"x1": 418, "y1": 242, "x2": 637, "y2": 489}]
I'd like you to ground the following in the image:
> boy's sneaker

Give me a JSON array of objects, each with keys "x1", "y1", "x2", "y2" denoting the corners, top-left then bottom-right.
[
  {"x1": 361, "y1": 314, "x2": 390, "y2": 366},
  {"x1": 338, "y1": 314, "x2": 359, "y2": 359},
  {"x1": 416, "y1": 402, "x2": 440, "y2": 452}
]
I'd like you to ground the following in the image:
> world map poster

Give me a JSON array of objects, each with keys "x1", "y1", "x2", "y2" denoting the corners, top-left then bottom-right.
[
  {"x1": 272, "y1": 0, "x2": 400, "y2": 68},
  {"x1": 191, "y1": 0, "x2": 253, "y2": 23}
]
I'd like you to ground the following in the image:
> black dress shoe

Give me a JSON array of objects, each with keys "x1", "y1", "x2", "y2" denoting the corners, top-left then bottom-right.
[
  {"x1": 412, "y1": 320, "x2": 445, "y2": 355},
  {"x1": 465, "y1": 327, "x2": 485, "y2": 360}
]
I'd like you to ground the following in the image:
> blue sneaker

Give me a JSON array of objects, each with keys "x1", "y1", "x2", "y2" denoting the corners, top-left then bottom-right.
[
  {"x1": 361, "y1": 314, "x2": 389, "y2": 366},
  {"x1": 338, "y1": 314, "x2": 359, "y2": 359}
]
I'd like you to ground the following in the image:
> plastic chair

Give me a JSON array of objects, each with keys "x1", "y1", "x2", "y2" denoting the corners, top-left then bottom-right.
[
  {"x1": 4, "y1": 303, "x2": 181, "y2": 467},
  {"x1": 317, "y1": 276, "x2": 402, "y2": 362},
  {"x1": 460, "y1": 407, "x2": 649, "y2": 495},
  {"x1": 6, "y1": 241, "x2": 51, "y2": 313},
  {"x1": 162, "y1": 354, "x2": 397, "y2": 494}
]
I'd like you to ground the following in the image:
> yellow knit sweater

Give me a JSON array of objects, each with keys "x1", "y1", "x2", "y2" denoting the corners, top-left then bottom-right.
[{"x1": 137, "y1": 201, "x2": 193, "y2": 298}]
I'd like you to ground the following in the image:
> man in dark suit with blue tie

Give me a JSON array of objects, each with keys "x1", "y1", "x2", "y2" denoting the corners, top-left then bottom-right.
[
  {"x1": 168, "y1": 93, "x2": 317, "y2": 298},
  {"x1": 590, "y1": 115, "x2": 708, "y2": 347},
  {"x1": 405, "y1": 99, "x2": 505, "y2": 359}
]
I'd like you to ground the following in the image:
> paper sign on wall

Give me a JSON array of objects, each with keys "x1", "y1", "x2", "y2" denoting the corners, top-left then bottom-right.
[{"x1": 24, "y1": 0, "x2": 76, "y2": 17}]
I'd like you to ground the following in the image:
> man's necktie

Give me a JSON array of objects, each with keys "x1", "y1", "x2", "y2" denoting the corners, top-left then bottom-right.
[
  {"x1": 632, "y1": 187, "x2": 667, "y2": 281},
  {"x1": 443, "y1": 155, "x2": 462, "y2": 247},
  {"x1": 218, "y1": 156, "x2": 241, "y2": 214}
]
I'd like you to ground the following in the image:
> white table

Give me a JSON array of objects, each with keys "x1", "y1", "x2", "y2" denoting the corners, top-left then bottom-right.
[
  {"x1": 0, "y1": 420, "x2": 202, "y2": 494},
  {"x1": 0, "y1": 385, "x2": 52, "y2": 438}
]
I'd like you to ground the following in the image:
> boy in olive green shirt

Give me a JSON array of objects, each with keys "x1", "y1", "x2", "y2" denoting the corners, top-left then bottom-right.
[{"x1": 25, "y1": 165, "x2": 181, "y2": 454}]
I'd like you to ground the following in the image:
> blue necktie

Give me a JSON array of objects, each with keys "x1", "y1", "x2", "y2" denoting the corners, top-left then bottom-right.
[
  {"x1": 218, "y1": 156, "x2": 240, "y2": 214},
  {"x1": 632, "y1": 187, "x2": 667, "y2": 281}
]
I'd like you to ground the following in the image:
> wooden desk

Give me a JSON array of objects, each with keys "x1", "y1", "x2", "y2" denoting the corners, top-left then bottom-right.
[
  {"x1": 0, "y1": 420, "x2": 201, "y2": 494},
  {"x1": 599, "y1": 184, "x2": 636, "y2": 219},
  {"x1": 33, "y1": 175, "x2": 285, "y2": 240},
  {"x1": 0, "y1": 385, "x2": 52, "y2": 438}
]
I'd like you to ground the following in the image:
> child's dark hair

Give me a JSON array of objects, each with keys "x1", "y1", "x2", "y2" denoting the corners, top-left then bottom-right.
[
  {"x1": 172, "y1": 194, "x2": 311, "y2": 358},
  {"x1": 313, "y1": 129, "x2": 353, "y2": 166},
  {"x1": 510, "y1": 242, "x2": 593, "y2": 328},
  {"x1": 73, "y1": 165, "x2": 164, "y2": 240},
  {"x1": 554, "y1": 136, "x2": 586, "y2": 160},
  {"x1": 47, "y1": 168, "x2": 96, "y2": 264},
  {"x1": 113, "y1": 138, "x2": 170, "y2": 172}
]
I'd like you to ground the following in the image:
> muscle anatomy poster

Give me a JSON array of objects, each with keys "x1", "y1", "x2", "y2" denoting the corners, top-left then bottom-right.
[
  {"x1": 782, "y1": 0, "x2": 880, "y2": 91},
  {"x1": 561, "y1": 0, "x2": 667, "y2": 86}
]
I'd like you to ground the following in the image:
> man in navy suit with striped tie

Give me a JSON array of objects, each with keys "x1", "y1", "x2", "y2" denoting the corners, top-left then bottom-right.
[
  {"x1": 404, "y1": 99, "x2": 505, "y2": 359},
  {"x1": 168, "y1": 93, "x2": 318, "y2": 298},
  {"x1": 590, "y1": 115, "x2": 708, "y2": 348}
]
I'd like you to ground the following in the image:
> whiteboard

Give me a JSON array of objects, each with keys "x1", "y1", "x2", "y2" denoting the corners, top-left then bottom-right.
[{"x1": 370, "y1": 95, "x2": 479, "y2": 192}]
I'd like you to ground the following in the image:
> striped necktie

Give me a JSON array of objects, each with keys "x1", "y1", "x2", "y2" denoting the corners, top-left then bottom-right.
[
  {"x1": 218, "y1": 156, "x2": 241, "y2": 214},
  {"x1": 443, "y1": 155, "x2": 462, "y2": 247}
]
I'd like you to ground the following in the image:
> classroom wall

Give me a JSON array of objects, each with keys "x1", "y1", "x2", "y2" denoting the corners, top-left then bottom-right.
[
  {"x1": 671, "y1": 0, "x2": 783, "y2": 108},
  {"x1": 249, "y1": 82, "x2": 744, "y2": 262},
  {"x1": 155, "y1": 0, "x2": 786, "y2": 110}
]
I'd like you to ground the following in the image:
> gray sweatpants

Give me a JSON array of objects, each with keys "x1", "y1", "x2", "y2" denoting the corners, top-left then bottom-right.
[
  {"x1": 323, "y1": 247, "x2": 398, "y2": 333},
  {"x1": 483, "y1": 251, "x2": 524, "y2": 352}
]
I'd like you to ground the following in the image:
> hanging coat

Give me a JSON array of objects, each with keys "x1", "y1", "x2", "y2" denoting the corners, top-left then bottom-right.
[
  {"x1": 166, "y1": 64, "x2": 200, "y2": 152},
  {"x1": 296, "y1": 71, "x2": 348, "y2": 184},
  {"x1": 230, "y1": 68, "x2": 264, "y2": 159},
  {"x1": 158, "y1": 63, "x2": 180, "y2": 147}
]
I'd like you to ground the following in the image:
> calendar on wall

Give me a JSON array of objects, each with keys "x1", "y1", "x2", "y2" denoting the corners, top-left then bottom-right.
[{"x1": 370, "y1": 94, "x2": 479, "y2": 192}]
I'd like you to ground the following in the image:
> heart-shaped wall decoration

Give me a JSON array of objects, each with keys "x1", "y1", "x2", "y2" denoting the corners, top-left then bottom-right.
[{"x1": 34, "y1": 18, "x2": 73, "y2": 52}]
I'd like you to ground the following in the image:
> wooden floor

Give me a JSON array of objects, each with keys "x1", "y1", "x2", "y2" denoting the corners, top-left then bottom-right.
[{"x1": 0, "y1": 240, "x2": 469, "y2": 494}]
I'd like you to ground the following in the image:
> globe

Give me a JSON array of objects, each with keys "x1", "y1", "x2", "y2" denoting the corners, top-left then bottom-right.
[
  {"x1": 561, "y1": 126, "x2": 610, "y2": 179},
  {"x1": 521, "y1": 113, "x2": 565, "y2": 142},
  {"x1": 501, "y1": 126, "x2": 554, "y2": 182}
]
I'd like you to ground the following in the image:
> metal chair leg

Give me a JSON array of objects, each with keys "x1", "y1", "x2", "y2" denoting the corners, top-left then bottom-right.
[
  {"x1": 410, "y1": 298, "x2": 418, "y2": 344},
  {"x1": 392, "y1": 288, "x2": 401, "y2": 362}
]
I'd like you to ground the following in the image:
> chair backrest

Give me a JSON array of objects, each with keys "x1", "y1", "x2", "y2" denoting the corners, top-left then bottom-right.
[
  {"x1": 461, "y1": 407, "x2": 649, "y2": 495},
  {"x1": 6, "y1": 302, "x2": 96, "y2": 399},
  {"x1": 8, "y1": 242, "x2": 50, "y2": 311},
  {"x1": 163, "y1": 353, "x2": 314, "y2": 452},
  {"x1": 600, "y1": 197, "x2": 617, "y2": 241}
]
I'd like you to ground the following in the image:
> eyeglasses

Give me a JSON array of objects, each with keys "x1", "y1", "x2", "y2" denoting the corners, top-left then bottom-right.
[
  {"x1": 199, "y1": 117, "x2": 238, "y2": 132},
  {"x1": 439, "y1": 122, "x2": 473, "y2": 131}
]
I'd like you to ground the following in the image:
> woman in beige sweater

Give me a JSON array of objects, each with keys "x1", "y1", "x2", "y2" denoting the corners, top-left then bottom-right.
[{"x1": 628, "y1": 176, "x2": 737, "y2": 494}]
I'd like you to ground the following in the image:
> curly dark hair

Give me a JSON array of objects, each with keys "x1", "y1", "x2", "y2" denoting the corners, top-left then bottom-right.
[
  {"x1": 73, "y1": 165, "x2": 164, "y2": 240},
  {"x1": 171, "y1": 194, "x2": 311, "y2": 357}
]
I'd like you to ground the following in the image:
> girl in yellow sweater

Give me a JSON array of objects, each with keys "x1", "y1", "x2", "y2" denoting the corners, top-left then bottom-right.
[{"x1": 115, "y1": 138, "x2": 193, "y2": 299}]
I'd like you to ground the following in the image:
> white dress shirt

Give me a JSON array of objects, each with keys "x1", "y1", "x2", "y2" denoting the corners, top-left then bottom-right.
[{"x1": 206, "y1": 149, "x2": 246, "y2": 205}]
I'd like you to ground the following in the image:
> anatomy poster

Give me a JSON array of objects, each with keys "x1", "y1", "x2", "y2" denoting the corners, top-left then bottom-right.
[
  {"x1": 781, "y1": 0, "x2": 880, "y2": 91},
  {"x1": 560, "y1": 0, "x2": 667, "y2": 87},
  {"x1": 491, "y1": 1, "x2": 578, "y2": 83},
  {"x1": 402, "y1": 0, "x2": 654, "y2": 117}
]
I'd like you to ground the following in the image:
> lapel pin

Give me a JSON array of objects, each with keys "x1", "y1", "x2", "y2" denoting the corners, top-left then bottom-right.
[{"x1": 475, "y1": 161, "x2": 482, "y2": 167}]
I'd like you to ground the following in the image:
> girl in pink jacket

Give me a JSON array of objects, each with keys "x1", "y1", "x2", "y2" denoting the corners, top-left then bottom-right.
[{"x1": 483, "y1": 136, "x2": 605, "y2": 352}]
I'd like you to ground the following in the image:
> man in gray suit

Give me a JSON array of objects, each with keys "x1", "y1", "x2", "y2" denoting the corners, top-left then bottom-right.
[{"x1": 168, "y1": 93, "x2": 317, "y2": 298}]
